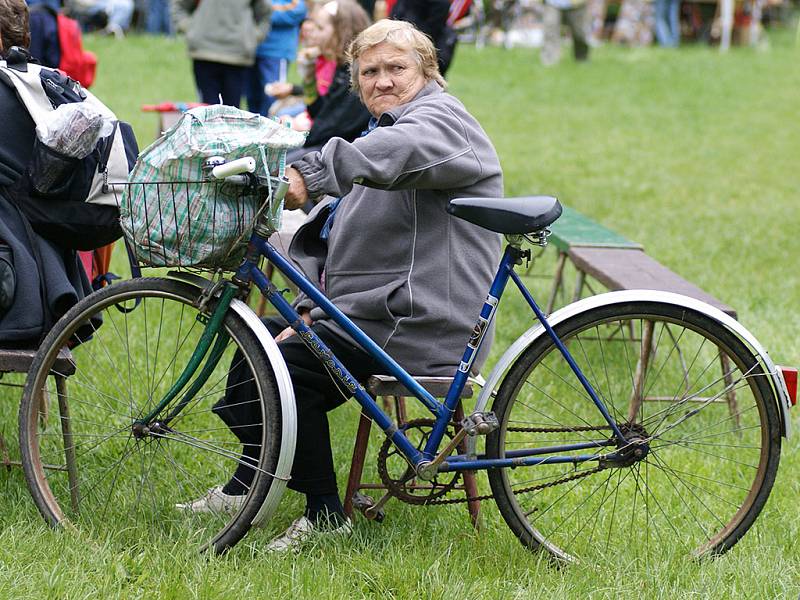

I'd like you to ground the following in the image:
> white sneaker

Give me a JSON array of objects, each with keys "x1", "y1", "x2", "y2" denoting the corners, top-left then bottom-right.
[
  {"x1": 175, "y1": 486, "x2": 246, "y2": 514},
  {"x1": 266, "y1": 515, "x2": 353, "y2": 553}
]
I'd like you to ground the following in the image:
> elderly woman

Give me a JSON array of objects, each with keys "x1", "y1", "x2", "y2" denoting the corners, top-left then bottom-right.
[{"x1": 190, "y1": 18, "x2": 503, "y2": 552}]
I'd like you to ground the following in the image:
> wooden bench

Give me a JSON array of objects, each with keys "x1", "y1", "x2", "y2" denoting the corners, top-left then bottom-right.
[
  {"x1": 0, "y1": 347, "x2": 75, "y2": 467},
  {"x1": 544, "y1": 206, "x2": 740, "y2": 425},
  {"x1": 546, "y1": 205, "x2": 736, "y2": 318},
  {"x1": 343, "y1": 375, "x2": 481, "y2": 528}
]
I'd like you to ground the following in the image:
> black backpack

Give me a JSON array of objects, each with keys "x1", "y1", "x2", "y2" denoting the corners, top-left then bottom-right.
[{"x1": 0, "y1": 47, "x2": 138, "y2": 250}]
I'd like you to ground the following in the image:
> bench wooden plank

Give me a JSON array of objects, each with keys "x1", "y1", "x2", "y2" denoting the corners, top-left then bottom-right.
[
  {"x1": 0, "y1": 347, "x2": 75, "y2": 376},
  {"x1": 366, "y1": 375, "x2": 473, "y2": 399},
  {"x1": 550, "y1": 206, "x2": 642, "y2": 253},
  {"x1": 569, "y1": 247, "x2": 737, "y2": 318}
]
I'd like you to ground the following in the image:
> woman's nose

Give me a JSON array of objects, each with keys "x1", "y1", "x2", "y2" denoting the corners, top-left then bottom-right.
[{"x1": 375, "y1": 73, "x2": 393, "y2": 90}]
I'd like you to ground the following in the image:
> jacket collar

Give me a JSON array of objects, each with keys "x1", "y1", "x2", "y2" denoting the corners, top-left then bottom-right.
[{"x1": 377, "y1": 80, "x2": 443, "y2": 126}]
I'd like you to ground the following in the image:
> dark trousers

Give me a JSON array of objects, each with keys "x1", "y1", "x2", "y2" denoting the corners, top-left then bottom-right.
[
  {"x1": 217, "y1": 317, "x2": 385, "y2": 496},
  {"x1": 192, "y1": 60, "x2": 246, "y2": 107}
]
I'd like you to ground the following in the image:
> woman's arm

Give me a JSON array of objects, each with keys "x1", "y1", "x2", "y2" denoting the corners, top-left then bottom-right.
[
  {"x1": 271, "y1": 0, "x2": 307, "y2": 27},
  {"x1": 292, "y1": 100, "x2": 495, "y2": 200}
]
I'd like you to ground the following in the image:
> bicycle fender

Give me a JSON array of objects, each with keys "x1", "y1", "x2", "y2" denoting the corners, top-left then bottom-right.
[
  {"x1": 228, "y1": 298, "x2": 297, "y2": 527},
  {"x1": 167, "y1": 273, "x2": 298, "y2": 519},
  {"x1": 467, "y1": 290, "x2": 791, "y2": 456}
]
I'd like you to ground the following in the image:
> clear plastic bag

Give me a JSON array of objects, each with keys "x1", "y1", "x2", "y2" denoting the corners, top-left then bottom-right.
[{"x1": 36, "y1": 102, "x2": 114, "y2": 159}]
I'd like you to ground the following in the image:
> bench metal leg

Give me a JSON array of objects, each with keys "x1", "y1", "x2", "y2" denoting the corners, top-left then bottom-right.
[
  {"x1": 572, "y1": 269, "x2": 586, "y2": 304},
  {"x1": 628, "y1": 320, "x2": 655, "y2": 423},
  {"x1": 719, "y1": 354, "x2": 741, "y2": 431},
  {"x1": 38, "y1": 381, "x2": 51, "y2": 428},
  {"x1": 546, "y1": 252, "x2": 568, "y2": 314},
  {"x1": 454, "y1": 402, "x2": 481, "y2": 529},
  {"x1": 343, "y1": 411, "x2": 373, "y2": 519},
  {"x1": 56, "y1": 375, "x2": 80, "y2": 514},
  {"x1": 393, "y1": 395, "x2": 407, "y2": 423}
]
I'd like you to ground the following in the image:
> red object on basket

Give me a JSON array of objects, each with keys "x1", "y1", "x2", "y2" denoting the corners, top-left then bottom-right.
[
  {"x1": 141, "y1": 102, "x2": 207, "y2": 113},
  {"x1": 778, "y1": 366, "x2": 798, "y2": 406}
]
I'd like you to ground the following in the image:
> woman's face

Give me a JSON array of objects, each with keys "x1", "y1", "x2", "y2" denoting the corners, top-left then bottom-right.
[{"x1": 357, "y1": 42, "x2": 427, "y2": 117}]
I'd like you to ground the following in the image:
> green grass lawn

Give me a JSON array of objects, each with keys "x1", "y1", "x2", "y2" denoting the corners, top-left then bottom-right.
[{"x1": 0, "y1": 27, "x2": 798, "y2": 598}]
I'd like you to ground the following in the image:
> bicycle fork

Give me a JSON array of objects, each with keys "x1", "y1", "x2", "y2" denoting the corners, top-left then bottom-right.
[{"x1": 132, "y1": 282, "x2": 238, "y2": 436}]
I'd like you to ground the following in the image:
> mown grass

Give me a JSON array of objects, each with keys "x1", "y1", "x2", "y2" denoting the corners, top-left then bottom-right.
[{"x1": 0, "y1": 26, "x2": 797, "y2": 599}]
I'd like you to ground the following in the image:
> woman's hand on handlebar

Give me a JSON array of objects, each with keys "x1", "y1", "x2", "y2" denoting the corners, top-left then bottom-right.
[
  {"x1": 284, "y1": 166, "x2": 309, "y2": 210},
  {"x1": 274, "y1": 310, "x2": 313, "y2": 342}
]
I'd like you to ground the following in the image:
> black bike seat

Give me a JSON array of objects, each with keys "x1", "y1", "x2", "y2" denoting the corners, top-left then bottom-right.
[{"x1": 448, "y1": 196, "x2": 562, "y2": 235}]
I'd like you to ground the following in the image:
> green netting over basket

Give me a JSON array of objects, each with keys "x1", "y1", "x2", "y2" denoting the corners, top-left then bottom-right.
[{"x1": 120, "y1": 105, "x2": 306, "y2": 269}]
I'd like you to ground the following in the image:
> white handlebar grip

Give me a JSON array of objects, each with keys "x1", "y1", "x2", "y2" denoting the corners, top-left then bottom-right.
[{"x1": 211, "y1": 157, "x2": 256, "y2": 179}]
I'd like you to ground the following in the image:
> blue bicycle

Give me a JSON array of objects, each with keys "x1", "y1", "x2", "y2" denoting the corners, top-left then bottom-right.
[{"x1": 19, "y1": 157, "x2": 793, "y2": 562}]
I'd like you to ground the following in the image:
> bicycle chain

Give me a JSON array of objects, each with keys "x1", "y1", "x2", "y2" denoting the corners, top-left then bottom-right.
[
  {"x1": 425, "y1": 464, "x2": 606, "y2": 506},
  {"x1": 375, "y1": 420, "x2": 610, "y2": 506},
  {"x1": 507, "y1": 425, "x2": 610, "y2": 433}
]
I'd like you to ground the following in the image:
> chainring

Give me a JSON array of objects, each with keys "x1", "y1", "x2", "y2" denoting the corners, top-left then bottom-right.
[{"x1": 376, "y1": 418, "x2": 462, "y2": 505}]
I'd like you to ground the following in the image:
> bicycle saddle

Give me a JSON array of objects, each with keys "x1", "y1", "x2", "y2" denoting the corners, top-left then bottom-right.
[{"x1": 448, "y1": 196, "x2": 562, "y2": 234}]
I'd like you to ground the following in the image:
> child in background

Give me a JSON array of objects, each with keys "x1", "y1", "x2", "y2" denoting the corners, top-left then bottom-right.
[
  {"x1": 245, "y1": 0, "x2": 307, "y2": 117},
  {"x1": 264, "y1": 5, "x2": 336, "y2": 129}
]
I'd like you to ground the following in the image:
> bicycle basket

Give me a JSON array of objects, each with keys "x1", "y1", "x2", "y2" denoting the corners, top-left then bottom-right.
[{"x1": 119, "y1": 105, "x2": 306, "y2": 269}]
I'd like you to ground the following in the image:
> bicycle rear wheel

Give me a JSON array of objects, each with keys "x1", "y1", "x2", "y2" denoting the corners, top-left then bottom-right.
[
  {"x1": 19, "y1": 277, "x2": 286, "y2": 553},
  {"x1": 487, "y1": 301, "x2": 781, "y2": 563}
]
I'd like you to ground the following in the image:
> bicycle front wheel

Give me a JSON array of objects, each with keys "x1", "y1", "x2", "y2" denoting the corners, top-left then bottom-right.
[
  {"x1": 20, "y1": 277, "x2": 286, "y2": 553},
  {"x1": 487, "y1": 301, "x2": 781, "y2": 563}
]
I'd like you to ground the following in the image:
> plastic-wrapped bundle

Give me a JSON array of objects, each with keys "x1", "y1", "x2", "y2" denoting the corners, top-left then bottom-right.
[
  {"x1": 28, "y1": 103, "x2": 114, "y2": 196},
  {"x1": 37, "y1": 102, "x2": 114, "y2": 159}
]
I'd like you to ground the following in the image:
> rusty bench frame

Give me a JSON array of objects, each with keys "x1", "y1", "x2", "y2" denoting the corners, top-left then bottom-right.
[{"x1": 343, "y1": 375, "x2": 482, "y2": 527}]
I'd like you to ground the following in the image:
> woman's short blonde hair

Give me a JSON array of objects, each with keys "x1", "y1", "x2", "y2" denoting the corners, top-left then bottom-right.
[{"x1": 347, "y1": 19, "x2": 446, "y2": 94}]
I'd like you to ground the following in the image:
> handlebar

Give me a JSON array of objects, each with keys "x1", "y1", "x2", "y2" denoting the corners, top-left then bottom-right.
[
  {"x1": 202, "y1": 155, "x2": 290, "y2": 206},
  {"x1": 211, "y1": 157, "x2": 256, "y2": 179}
]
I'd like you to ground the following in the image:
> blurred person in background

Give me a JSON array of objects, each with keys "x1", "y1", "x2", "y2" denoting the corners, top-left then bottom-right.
[
  {"x1": 245, "y1": 0, "x2": 306, "y2": 117},
  {"x1": 145, "y1": 0, "x2": 171, "y2": 34},
  {"x1": 265, "y1": 6, "x2": 336, "y2": 122},
  {"x1": 389, "y1": 0, "x2": 457, "y2": 74},
  {"x1": 66, "y1": 0, "x2": 135, "y2": 36},
  {"x1": 540, "y1": 0, "x2": 590, "y2": 65},
  {"x1": 172, "y1": 0, "x2": 272, "y2": 107},
  {"x1": 26, "y1": 0, "x2": 61, "y2": 67},
  {"x1": 356, "y1": 0, "x2": 374, "y2": 17},
  {"x1": 654, "y1": 0, "x2": 680, "y2": 46}
]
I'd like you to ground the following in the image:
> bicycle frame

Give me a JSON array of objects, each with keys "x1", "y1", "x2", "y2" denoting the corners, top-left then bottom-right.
[{"x1": 230, "y1": 232, "x2": 630, "y2": 475}]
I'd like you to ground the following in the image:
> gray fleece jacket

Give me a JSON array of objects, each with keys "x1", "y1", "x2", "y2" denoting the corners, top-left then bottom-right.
[
  {"x1": 172, "y1": 0, "x2": 271, "y2": 67},
  {"x1": 290, "y1": 81, "x2": 503, "y2": 377}
]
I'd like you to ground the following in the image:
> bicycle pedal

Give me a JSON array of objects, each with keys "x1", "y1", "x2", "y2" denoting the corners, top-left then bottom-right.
[
  {"x1": 461, "y1": 411, "x2": 499, "y2": 436},
  {"x1": 351, "y1": 492, "x2": 385, "y2": 522}
]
